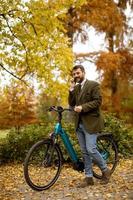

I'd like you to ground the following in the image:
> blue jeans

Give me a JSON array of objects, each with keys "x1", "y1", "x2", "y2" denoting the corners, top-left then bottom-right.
[{"x1": 76, "y1": 123, "x2": 107, "y2": 177}]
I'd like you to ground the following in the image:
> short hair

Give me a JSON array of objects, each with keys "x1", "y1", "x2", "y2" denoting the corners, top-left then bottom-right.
[{"x1": 72, "y1": 65, "x2": 85, "y2": 73}]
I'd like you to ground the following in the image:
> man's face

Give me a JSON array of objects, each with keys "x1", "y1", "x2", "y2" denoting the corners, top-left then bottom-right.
[{"x1": 72, "y1": 68, "x2": 85, "y2": 83}]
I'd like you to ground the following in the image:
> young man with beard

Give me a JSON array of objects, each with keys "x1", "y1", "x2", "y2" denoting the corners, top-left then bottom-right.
[{"x1": 68, "y1": 65, "x2": 111, "y2": 188}]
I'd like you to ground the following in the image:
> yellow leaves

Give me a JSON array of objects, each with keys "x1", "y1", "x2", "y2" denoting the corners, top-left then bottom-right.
[
  {"x1": 0, "y1": 159, "x2": 133, "y2": 199},
  {"x1": 1, "y1": 0, "x2": 131, "y2": 109},
  {"x1": 1, "y1": 0, "x2": 73, "y2": 91}
]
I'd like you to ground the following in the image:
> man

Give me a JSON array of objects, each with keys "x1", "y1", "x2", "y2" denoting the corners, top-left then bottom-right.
[{"x1": 68, "y1": 65, "x2": 111, "y2": 188}]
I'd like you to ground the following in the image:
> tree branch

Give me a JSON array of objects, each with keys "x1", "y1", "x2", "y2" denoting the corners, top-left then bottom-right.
[
  {"x1": 2, "y1": 14, "x2": 30, "y2": 78},
  {"x1": 75, "y1": 51, "x2": 101, "y2": 59},
  {"x1": 0, "y1": 63, "x2": 27, "y2": 85}
]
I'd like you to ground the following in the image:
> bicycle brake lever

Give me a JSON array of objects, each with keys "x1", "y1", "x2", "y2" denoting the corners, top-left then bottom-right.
[{"x1": 48, "y1": 106, "x2": 55, "y2": 111}]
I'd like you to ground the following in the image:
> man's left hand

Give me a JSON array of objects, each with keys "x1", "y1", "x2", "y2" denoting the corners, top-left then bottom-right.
[{"x1": 74, "y1": 106, "x2": 82, "y2": 113}]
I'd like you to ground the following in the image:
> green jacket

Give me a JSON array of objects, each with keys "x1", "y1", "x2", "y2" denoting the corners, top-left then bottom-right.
[{"x1": 68, "y1": 80, "x2": 104, "y2": 133}]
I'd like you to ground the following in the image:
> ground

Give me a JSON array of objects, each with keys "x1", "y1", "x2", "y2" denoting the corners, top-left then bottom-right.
[{"x1": 0, "y1": 159, "x2": 133, "y2": 200}]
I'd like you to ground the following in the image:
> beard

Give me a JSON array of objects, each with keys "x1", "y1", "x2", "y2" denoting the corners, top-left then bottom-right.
[{"x1": 75, "y1": 76, "x2": 84, "y2": 83}]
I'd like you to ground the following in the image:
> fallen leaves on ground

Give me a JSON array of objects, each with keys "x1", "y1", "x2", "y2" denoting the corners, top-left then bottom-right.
[{"x1": 0, "y1": 159, "x2": 133, "y2": 200}]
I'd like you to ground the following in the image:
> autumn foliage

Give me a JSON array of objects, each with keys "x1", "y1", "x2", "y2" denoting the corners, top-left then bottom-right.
[
  {"x1": 0, "y1": 0, "x2": 133, "y2": 123},
  {"x1": 96, "y1": 49, "x2": 133, "y2": 115},
  {"x1": 0, "y1": 82, "x2": 37, "y2": 130}
]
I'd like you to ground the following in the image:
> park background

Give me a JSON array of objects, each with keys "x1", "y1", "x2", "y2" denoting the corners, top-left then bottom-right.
[{"x1": 0, "y1": 1, "x2": 133, "y2": 199}]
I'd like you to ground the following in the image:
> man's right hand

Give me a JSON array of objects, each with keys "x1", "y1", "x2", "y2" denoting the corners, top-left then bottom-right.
[{"x1": 69, "y1": 78, "x2": 76, "y2": 91}]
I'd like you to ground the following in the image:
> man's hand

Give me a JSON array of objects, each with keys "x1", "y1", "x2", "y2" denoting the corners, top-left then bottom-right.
[
  {"x1": 69, "y1": 78, "x2": 76, "y2": 91},
  {"x1": 74, "y1": 105, "x2": 82, "y2": 113}
]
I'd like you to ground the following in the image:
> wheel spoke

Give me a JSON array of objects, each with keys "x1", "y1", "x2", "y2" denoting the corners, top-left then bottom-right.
[{"x1": 24, "y1": 140, "x2": 62, "y2": 191}]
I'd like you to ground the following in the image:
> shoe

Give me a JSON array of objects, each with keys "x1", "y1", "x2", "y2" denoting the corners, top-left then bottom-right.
[
  {"x1": 101, "y1": 168, "x2": 111, "y2": 184},
  {"x1": 77, "y1": 177, "x2": 94, "y2": 188}
]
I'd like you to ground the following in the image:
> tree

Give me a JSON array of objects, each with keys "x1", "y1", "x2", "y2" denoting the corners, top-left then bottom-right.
[
  {"x1": 65, "y1": 0, "x2": 133, "y2": 115},
  {"x1": 0, "y1": 0, "x2": 132, "y2": 111},
  {"x1": 37, "y1": 92, "x2": 59, "y2": 124},
  {"x1": 0, "y1": 81, "x2": 37, "y2": 132},
  {"x1": 96, "y1": 49, "x2": 133, "y2": 114},
  {"x1": 0, "y1": 0, "x2": 73, "y2": 104}
]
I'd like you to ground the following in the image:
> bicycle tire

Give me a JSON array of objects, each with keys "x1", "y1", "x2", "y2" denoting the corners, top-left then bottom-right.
[
  {"x1": 24, "y1": 139, "x2": 62, "y2": 191},
  {"x1": 93, "y1": 135, "x2": 118, "y2": 179}
]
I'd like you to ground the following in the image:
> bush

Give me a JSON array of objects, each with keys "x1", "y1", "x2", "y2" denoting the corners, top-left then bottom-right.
[
  {"x1": 62, "y1": 113, "x2": 133, "y2": 158},
  {"x1": 57, "y1": 113, "x2": 133, "y2": 159},
  {"x1": 0, "y1": 113, "x2": 132, "y2": 164},
  {"x1": 0, "y1": 124, "x2": 53, "y2": 164},
  {"x1": 103, "y1": 113, "x2": 133, "y2": 157}
]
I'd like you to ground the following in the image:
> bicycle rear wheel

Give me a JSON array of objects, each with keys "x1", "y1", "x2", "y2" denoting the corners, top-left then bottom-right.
[
  {"x1": 93, "y1": 135, "x2": 118, "y2": 179},
  {"x1": 24, "y1": 139, "x2": 62, "y2": 191}
]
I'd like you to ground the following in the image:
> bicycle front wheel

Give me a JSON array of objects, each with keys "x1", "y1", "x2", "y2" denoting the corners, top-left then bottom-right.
[
  {"x1": 24, "y1": 139, "x2": 62, "y2": 191},
  {"x1": 93, "y1": 135, "x2": 118, "y2": 179}
]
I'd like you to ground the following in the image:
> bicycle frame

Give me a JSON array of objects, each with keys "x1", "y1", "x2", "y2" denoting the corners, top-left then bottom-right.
[
  {"x1": 48, "y1": 106, "x2": 117, "y2": 173},
  {"x1": 53, "y1": 122, "x2": 110, "y2": 165},
  {"x1": 54, "y1": 122, "x2": 79, "y2": 163}
]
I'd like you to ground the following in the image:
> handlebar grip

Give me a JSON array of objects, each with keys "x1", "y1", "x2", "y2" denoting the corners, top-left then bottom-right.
[{"x1": 48, "y1": 106, "x2": 74, "y2": 112}]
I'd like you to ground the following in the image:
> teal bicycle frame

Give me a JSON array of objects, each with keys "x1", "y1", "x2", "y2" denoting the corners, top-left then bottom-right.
[
  {"x1": 54, "y1": 122, "x2": 109, "y2": 163},
  {"x1": 54, "y1": 122, "x2": 79, "y2": 163},
  {"x1": 49, "y1": 106, "x2": 110, "y2": 172}
]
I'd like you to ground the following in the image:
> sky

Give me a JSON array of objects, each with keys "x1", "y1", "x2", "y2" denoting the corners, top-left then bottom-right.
[
  {"x1": 73, "y1": 3, "x2": 133, "y2": 81},
  {"x1": 73, "y1": 26, "x2": 107, "y2": 81}
]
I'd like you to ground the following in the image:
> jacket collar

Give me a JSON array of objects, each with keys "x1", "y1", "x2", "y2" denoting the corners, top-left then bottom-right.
[{"x1": 80, "y1": 78, "x2": 87, "y2": 89}]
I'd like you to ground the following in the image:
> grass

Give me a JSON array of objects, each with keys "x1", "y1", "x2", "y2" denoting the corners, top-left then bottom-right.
[{"x1": 0, "y1": 129, "x2": 10, "y2": 139}]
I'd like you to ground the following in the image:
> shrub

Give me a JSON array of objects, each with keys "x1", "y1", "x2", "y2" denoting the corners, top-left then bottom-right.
[
  {"x1": 62, "y1": 113, "x2": 133, "y2": 158},
  {"x1": 103, "y1": 113, "x2": 133, "y2": 157},
  {"x1": 0, "y1": 124, "x2": 52, "y2": 164},
  {"x1": 0, "y1": 113, "x2": 132, "y2": 164}
]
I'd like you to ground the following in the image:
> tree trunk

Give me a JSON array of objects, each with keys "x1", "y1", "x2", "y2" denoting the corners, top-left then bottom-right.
[
  {"x1": 108, "y1": 32, "x2": 121, "y2": 116},
  {"x1": 66, "y1": 6, "x2": 75, "y2": 46}
]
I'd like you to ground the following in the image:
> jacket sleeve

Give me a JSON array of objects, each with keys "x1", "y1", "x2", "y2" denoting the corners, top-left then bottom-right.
[
  {"x1": 68, "y1": 90, "x2": 76, "y2": 107},
  {"x1": 82, "y1": 83, "x2": 102, "y2": 113}
]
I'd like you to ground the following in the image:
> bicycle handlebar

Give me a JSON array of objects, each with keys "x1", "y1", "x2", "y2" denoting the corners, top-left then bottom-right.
[{"x1": 48, "y1": 106, "x2": 73, "y2": 113}]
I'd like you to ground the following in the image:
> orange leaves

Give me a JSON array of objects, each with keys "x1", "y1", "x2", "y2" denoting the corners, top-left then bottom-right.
[
  {"x1": 81, "y1": 0, "x2": 124, "y2": 35},
  {"x1": 96, "y1": 50, "x2": 133, "y2": 114},
  {"x1": 96, "y1": 50, "x2": 133, "y2": 80},
  {"x1": 0, "y1": 82, "x2": 37, "y2": 129},
  {"x1": 0, "y1": 159, "x2": 133, "y2": 199},
  {"x1": 96, "y1": 52, "x2": 121, "y2": 72},
  {"x1": 117, "y1": 49, "x2": 133, "y2": 80}
]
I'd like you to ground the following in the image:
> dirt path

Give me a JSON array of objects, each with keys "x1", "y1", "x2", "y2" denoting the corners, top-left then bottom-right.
[{"x1": 0, "y1": 159, "x2": 133, "y2": 200}]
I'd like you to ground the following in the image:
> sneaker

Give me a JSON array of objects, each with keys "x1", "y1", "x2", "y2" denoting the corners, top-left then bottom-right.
[
  {"x1": 101, "y1": 168, "x2": 111, "y2": 184},
  {"x1": 77, "y1": 177, "x2": 94, "y2": 188}
]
